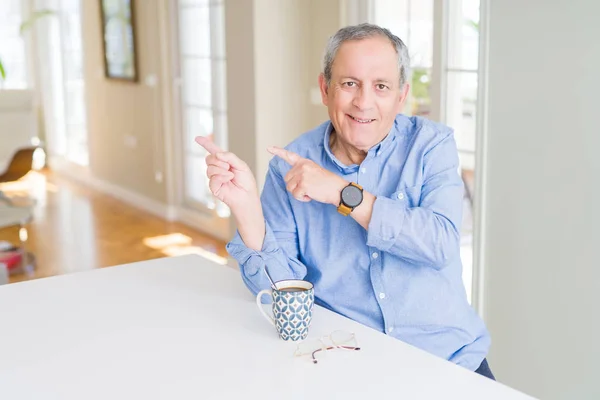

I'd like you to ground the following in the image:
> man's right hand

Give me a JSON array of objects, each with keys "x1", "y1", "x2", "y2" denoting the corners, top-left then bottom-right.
[
  {"x1": 194, "y1": 136, "x2": 259, "y2": 213},
  {"x1": 195, "y1": 136, "x2": 266, "y2": 251}
]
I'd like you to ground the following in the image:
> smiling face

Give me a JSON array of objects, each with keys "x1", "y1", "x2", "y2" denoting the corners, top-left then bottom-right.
[{"x1": 319, "y1": 35, "x2": 410, "y2": 152}]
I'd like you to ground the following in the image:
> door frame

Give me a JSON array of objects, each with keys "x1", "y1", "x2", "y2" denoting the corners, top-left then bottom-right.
[{"x1": 158, "y1": 0, "x2": 231, "y2": 243}]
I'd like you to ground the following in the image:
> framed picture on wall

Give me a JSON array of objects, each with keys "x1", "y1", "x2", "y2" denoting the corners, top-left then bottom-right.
[{"x1": 99, "y1": 0, "x2": 138, "y2": 82}]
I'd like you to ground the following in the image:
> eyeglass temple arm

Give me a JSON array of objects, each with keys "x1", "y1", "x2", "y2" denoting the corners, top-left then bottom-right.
[{"x1": 310, "y1": 345, "x2": 361, "y2": 364}]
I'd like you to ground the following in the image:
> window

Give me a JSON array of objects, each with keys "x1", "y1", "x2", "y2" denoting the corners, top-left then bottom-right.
[
  {"x1": 446, "y1": 0, "x2": 480, "y2": 303},
  {"x1": 33, "y1": 0, "x2": 88, "y2": 166},
  {"x1": 372, "y1": 0, "x2": 434, "y2": 117},
  {"x1": 59, "y1": 0, "x2": 88, "y2": 166},
  {"x1": 177, "y1": 0, "x2": 229, "y2": 218},
  {"x1": 446, "y1": 0, "x2": 480, "y2": 172},
  {"x1": 0, "y1": 0, "x2": 28, "y2": 89},
  {"x1": 371, "y1": 0, "x2": 482, "y2": 302}
]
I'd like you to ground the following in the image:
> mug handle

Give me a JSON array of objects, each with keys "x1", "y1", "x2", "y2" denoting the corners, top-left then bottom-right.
[{"x1": 256, "y1": 289, "x2": 275, "y2": 326}]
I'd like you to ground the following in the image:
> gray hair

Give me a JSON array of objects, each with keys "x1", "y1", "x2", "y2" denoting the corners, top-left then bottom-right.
[{"x1": 323, "y1": 23, "x2": 410, "y2": 88}]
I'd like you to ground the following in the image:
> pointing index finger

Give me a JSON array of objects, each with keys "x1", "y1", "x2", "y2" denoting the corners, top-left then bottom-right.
[
  {"x1": 195, "y1": 136, "x2": 223, "y2": 155},
  {"x1": 267, "y1": 146, "x2": 301, "y2": 166}
]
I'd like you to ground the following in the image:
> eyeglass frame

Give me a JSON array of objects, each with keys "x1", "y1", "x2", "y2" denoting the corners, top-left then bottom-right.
[{"x1": 293, "y1": 330, "x2": 361, "y2": 364}]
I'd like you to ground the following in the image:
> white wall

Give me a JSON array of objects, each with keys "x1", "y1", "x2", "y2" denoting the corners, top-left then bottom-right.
[
  {"x1": 0, "y1": 90, "x2": 37, "y2": 170},
  {"x1": 482, "y1": 1, "x2": 600, "y2": 399}
]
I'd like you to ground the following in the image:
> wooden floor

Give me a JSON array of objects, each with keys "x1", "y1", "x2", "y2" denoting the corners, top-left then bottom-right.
[{"x1": 0, "y1": 169, "x2": 228, "y2": 284}]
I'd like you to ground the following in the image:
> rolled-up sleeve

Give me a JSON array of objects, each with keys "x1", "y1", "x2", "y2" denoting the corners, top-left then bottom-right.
[
  {"x1": 366, "y1": 129, "x2": 463, "y2": 270},
  {"x1": 226, "y1": 159, "x2": 308, "y2": 296},
  {"x1": 366, "y1": 195, "x2": 408, "y2": 253}
]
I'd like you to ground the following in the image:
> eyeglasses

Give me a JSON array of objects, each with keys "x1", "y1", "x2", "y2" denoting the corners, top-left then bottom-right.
[{"x1": 294, "y1": 330, "x2": 361, "y2": 364}]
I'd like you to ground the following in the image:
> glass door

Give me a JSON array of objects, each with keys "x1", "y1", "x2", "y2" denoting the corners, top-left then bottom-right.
[
  {"x1": 174, "y1": 0, "x2": 230, "y2": 233},
  {"x1": 34, "y1": 0, "x2": 88, "y2": 166},
  {"x1": 59, "y1": 0, "x2": 88, "y2": 166}
]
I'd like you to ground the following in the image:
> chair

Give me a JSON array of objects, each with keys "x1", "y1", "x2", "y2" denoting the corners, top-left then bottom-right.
[
  {"x1": 0, "y1": 147, "x2": 37, "y2": 203},
  {"x1": 0, "y1": 147, "x2": 38, "y2": 278},
  {"x1": 0, "y1": 147, "x2": 37, "y2": 183},
  {"x1": 0, "y1": 202, "x2": 35, "y2": 278}
]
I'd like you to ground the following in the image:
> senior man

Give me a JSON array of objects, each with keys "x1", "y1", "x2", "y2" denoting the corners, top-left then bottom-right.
[{"x1": 195, "y1": 23, "x2": 494, "y2": 379}]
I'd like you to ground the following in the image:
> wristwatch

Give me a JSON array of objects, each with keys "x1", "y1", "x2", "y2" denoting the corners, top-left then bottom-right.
[{"x1": 337, "y1": 182, "x2": 363, "y2": 216}]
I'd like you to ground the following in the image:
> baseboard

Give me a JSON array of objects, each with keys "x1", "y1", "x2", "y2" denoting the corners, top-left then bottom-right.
[
  {"x1": 51, "y1": 158, "x2": 176, "y2": 222},
  {"x1": 174, "y1": 205, "x2": 231, "y2": 242},
  {"x1": 50, "y1": 157, "x2": 235, "y2": 244},
  {"x1": 90, "y1": 178, "x2": 178, "y2": 221}
]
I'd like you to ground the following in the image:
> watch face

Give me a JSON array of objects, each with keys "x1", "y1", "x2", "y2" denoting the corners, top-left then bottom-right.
[{"x1": 341, "y1": 185, "x2": 363, "y2": 208}]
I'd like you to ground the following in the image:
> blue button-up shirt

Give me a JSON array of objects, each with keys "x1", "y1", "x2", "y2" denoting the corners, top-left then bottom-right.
[{"x1": 227, "y1": 114, "x2": 490, "y2": 371}]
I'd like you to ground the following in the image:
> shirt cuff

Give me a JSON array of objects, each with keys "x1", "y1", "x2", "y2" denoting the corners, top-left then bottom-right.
[
  {"x1": 366, "y1": 195, "x2": 407, "y2": 252},
  {"x1": 226, "y1": 220, "x2": 283, "y2": 277}
]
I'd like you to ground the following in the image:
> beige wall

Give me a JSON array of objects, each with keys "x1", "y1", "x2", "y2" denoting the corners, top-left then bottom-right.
[
  {"x1": 82, "y1": 0, "x2": 168, "y2": 203},
  {"x1": 224, "y1": 0, "x2": 257, "y2": 188},
  {"x1": 308, "y1": 0, "x2": 341, "y2": 128},
  {"x1": 253, "y1": 0, "x2": 312, "y2": 184},
  {"x1": 79, "y1": 0, "x2": 342, "y2": 237},
  {"x1": 227, "y1": 0, "x2": 342, "y2": 190}
]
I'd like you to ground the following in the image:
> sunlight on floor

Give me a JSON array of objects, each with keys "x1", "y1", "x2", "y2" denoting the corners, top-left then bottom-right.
[
  {"x1": 162, "y1": 245, "x2": 227, "y2": 265},
  {"x1": 0, "y1": 170, "x2": 57, "y2": 208},
  {"x1": 143, "y1": 233, "x2": 227, "y2": 265},
  {"x1": 143, "y1": 233, "x2": 192, "y2": 249}
]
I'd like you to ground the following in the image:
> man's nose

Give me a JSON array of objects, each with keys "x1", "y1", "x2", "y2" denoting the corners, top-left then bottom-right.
[{"x1": 352, "y1": 86, "x2": 375, "y2": 111}]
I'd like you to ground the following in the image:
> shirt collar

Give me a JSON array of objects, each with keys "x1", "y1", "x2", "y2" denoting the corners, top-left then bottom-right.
[{"x1": 322, "y1": 115, "x2": 408, "y2": 173}]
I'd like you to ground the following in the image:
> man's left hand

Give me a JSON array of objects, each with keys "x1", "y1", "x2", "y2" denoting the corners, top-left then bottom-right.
[{"x1": 268, "y1": 146, "x2": 348, "y2": 205}]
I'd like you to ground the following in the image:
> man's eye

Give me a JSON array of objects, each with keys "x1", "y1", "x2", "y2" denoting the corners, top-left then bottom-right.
[
  {"x1": 343, "y1": 82, "x2": 356, "y2": 87},
  {"x1": 377, "y1": 84, "x2": 388, "y2": 90}
]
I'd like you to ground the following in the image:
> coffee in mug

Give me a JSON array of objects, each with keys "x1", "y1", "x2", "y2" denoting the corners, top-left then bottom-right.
[
  {"x1": 278, "y1": 287, "x2": 305, "y2": 292},
  {"x1": 256, "y1": 279, "x2": 314, "y2": 341}
]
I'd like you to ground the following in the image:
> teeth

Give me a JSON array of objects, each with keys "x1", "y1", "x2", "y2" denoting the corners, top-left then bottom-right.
[{"x1": 350, "y1": 115, "x2": 374, "y2": 123}]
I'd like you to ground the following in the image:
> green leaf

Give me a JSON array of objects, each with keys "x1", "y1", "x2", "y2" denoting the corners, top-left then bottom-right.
[
  {"x1": 411, "y1": 68, "x2": 430, "y2": 100},
  {"x1": 19, "y1": 9, "x2": 56, "y2": 35},
  {"x1": 465, "y1": 19, "x2": 479, "y2": 32},
  {"x1": 0, "y1": 57, "x2": 6, "y2": 80}
]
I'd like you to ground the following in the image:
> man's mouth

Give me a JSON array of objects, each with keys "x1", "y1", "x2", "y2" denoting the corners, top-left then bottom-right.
[{"x1": 348, "y1": 115, "x2": 375, "y2": 124}]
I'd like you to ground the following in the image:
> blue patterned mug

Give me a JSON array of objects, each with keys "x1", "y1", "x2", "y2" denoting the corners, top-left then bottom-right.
[{"x1": 256, "y1": 280, "x2": 315, "y2": 341}]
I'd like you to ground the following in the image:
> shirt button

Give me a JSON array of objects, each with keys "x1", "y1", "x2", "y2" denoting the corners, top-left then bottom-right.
[
  {"x1": 397, "y1": 192, "x2": 405, "y2": 200},
  {"x1": 388, "y1": 326, "x2": 394, "y2": 333},
  {"x1": 379, "y1": 292, "x2": 386, "y2": 299},
  {"x1": 372, "y1": 252, "x2": 378, "y2": 259},
  {"x1": 360, "y1": 168, "x2": 366, "y2": 174}
]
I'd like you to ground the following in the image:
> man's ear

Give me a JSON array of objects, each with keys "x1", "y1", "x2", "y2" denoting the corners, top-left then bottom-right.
[
  {"x1": 318, "y1": 73, "x2": 329, "y2": 106},
  {"x1": 397, "y1": 83, "x2": 410, "y2": 113}
]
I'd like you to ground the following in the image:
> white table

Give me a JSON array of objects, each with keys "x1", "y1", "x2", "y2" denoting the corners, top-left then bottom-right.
[{"x1": 0, "y1": 255, "x2": 535, "y2": 399}]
